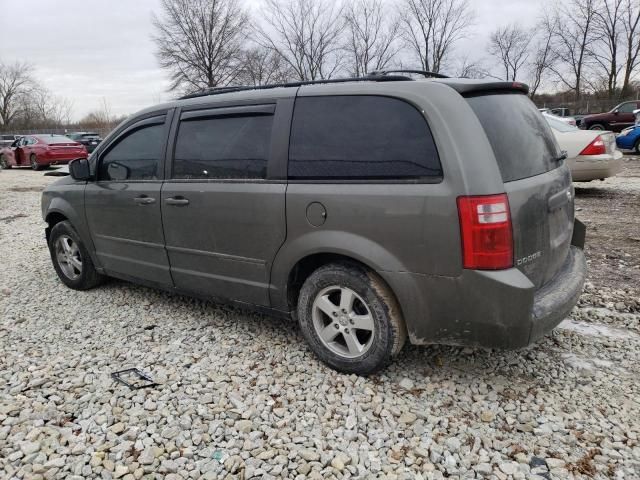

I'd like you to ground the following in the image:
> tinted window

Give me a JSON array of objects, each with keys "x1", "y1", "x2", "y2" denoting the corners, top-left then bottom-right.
[
  {"x1": 466, "y1": 94, "x2": 560, "y2": 182},
  {"x1": 99, "y1": 123, "x2": 165, "y2": 181},
  {"x1": 289, "y1": 96, "x2": 441, "y2": 180},
  {"x1": 173, "y1": 115, "x2": 272, "y2": 179}
]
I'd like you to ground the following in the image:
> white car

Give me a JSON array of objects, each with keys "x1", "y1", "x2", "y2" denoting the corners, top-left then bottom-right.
[
  {"x1": 540, "y1": 109, "x2": 577, "y2": 127},
  {"x1": 544, "y1": 114, "x2": 623, "y2": 182}
]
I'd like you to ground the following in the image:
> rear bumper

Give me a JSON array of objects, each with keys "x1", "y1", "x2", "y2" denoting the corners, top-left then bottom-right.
[
  {"x1": 381, "y1": 224, "x2": 587, "y2": 349},
  {"x1": 570, "y1": 151, "x2": 623, "y2": 181},
  {"x1": 528, "y1": 246, "x2": 586, "y2": 344}
]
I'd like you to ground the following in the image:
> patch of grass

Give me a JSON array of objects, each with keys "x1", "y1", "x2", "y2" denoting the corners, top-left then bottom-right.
[{"x1": 567, "y1": 448, "x2": 600, "y2": 476}]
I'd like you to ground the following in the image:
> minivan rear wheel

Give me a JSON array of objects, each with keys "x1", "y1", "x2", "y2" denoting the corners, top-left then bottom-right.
[
  {"x1": 297, "y1": 262, "x2": 406, "y2": 374},
  {"x1": 49, "y1": 221, "x2": 104, "y2": 290}
]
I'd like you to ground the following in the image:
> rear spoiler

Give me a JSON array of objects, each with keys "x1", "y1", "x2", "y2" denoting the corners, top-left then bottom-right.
[{"x1": 434, "y1": 79, "x2": 529, "y2": 96}]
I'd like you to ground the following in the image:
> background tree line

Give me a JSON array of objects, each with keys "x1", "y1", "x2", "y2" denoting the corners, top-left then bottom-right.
[
  {"x1": 153, "y1": 0, "x2": 640, "y2": 104},
  {"x1": 1, "y1": 0, "x2": 639, "y2": 132},
  {"x1": 0, "y1": 62, "x2": 124, "y2": 133}
]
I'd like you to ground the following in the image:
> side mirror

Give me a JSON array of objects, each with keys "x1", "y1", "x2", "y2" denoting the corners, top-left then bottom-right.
[{"x1": 69, "y1": 158, "x2": 91, "y2": 181}]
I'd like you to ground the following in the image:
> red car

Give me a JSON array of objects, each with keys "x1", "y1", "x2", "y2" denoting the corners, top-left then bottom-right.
[
  {"x1": 580, "y1": 100, "x2": 640, "y2": 132},
  {"x1": 0, "y1": 134, "x2": 88, "y2": 170}
]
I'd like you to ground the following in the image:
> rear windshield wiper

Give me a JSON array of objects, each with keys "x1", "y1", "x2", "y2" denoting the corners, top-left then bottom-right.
[{"x1": 553, "y1": 151, "x2": 568, "y2": 163}]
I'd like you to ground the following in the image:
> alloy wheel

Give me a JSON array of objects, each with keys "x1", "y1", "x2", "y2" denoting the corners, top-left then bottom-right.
[
  {"x1": 312, "y1": 285, "x2": 375, "y2": 359},
  {"x1": 55, "y1": 235, "x2": 82, "y2": 280}
]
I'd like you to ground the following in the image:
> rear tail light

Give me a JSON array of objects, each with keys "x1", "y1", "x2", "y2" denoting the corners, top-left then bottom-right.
[
  {"x1": 579, "y1": 136, "x2": 606, "y2": 155},
  {"x1": 457, "y1": 194, "x2": 513, "y2": 270}
]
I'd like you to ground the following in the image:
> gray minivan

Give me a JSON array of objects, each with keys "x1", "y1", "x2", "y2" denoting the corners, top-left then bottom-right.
[{"x1": 42, "y1": 74, "x2": 586, "y2": 374}]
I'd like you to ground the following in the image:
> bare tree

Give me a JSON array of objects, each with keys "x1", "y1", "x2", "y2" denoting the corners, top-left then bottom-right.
[
  {"x1": 80, "y1": 98, "x2": 118, "y2": 131},
  {"x1": 23, "y1": 87, "x2": 74, "y2": 127},
  {"x1": 254, "y1": 0, "x2": 345, "y2": 81},
  {"x1": 152, "y1": 0, "x2": 249, "y2": 94},
  {"x1": 549, "y1": 0, "x2": 600, "y2": 100},
  {"x1": 400, "y1": 0, "x2": 474, "y2": 74},
  {"x1": 528, "y1": 15, "x2": 559, "y2": 98},
  {"x1": 591, "y1": 0, "x2": 624, "y2": 98},
  {"x1": 488, "y1": 24, "x2": 532, "y2": 81},
  {"x1": 343, "y1": 0, "x2": 401, "y2": 76},
  {"x1": 0, "y1": 61, "x2": 34, "y2": 127},
  {"x1": 235, "y1": 47, "x2": 293, "y2": 85},
  {"x1": 453, "y1": 55, "x2": 488, "y2": 78},
  {"x1": 620, "y1": 0, "x2": 640, "y2": 96}
]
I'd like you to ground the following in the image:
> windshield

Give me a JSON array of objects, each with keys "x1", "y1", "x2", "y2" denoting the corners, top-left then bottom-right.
[{"x1": 466, "y1": 93, "x2": 561, "y2": 182}]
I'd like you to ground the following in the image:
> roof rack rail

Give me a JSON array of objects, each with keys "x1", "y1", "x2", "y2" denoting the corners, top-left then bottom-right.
[
  {"x1": 368, "y1": 69, "x2": 449, "y2": 79},
  {"x1": 179, "y1": 74, "x2": 413, "y2": 100}
]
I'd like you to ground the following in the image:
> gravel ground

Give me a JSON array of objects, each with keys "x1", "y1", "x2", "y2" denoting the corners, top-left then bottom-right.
[{"x1": 1, "y1": 160, "x2": 639, "y2": 480}]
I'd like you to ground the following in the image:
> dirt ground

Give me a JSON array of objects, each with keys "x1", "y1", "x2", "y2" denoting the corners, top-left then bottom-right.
[{"x1": 574, "y1": 154, "x2": 640, "y2": 306}]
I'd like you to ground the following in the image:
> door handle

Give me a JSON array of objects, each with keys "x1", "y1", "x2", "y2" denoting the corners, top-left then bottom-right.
[
  {"x1": 133, "y1": 196, "x2": 156, "y2": 205},
  {"x1": 165, "y1": 197, "x2": 190, "y2": 206}
]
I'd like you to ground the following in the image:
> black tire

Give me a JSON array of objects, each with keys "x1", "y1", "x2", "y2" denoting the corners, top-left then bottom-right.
[
  {"x1": 0, "y1": 154, "x2": 10, "y2": 169},
  {"x1": 635, "y1": 138, "x2": 640, "y2": 155},
  {"x1": 297, "y1": 262, "x2": 406, "y2": 375},
  {"x1": 48, "y1": 221, "x2": 104, "y2": 290},
  {"x1": 30, "y1": 153, "x2": 42, "y2": 170},
  {"x1": 588, "y1": 123, "x2": 606, "y2": 131}
]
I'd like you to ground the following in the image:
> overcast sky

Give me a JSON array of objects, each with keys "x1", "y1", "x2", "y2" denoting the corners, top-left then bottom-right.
[{"x1": 0, "y1": 0, "x2": 542, "y2": 121}]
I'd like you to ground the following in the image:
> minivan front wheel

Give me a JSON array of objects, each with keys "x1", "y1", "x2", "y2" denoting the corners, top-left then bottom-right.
[
  {"x1": 297, "y1": 263, "x2": 406, "y2": 374},
  {"x1": 49, "y1": 221, "x2": 104, "y2": 290}
]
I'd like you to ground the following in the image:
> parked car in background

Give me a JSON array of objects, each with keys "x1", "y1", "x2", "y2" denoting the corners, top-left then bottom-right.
[
  {"x1": 616, "y1": 125, "x2": 640, "y2": 154},
  {"x1": 545, "y1": 114, "x2": 623, "y2": 181},
  {"x1": 41, "y1": 75, "x2": 586, "y2": 374},
  {"x1": 541, "y1": 111, "x2": 577, "y2": 127},
  {"x1": 580, "y1": 100, "x2": 640, "y2": 132},
  {"x1": 66, "y1": 132, "x2": 102, "y2": 153},
  {"x1": 1, "y1": 134, "x2": 21, "y2": 148},
  {"x1": 0, "y1": 134, "x2": 87, "y2": 170}
]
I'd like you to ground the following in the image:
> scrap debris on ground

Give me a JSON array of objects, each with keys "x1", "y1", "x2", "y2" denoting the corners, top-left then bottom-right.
[{"x1": 0, "y1": 159, "x2": 639, "y2": 479}]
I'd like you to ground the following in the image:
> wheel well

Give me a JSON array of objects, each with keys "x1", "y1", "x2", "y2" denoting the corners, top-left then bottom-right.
[
  {"x1": 45, "y1": 212, "x2": 68, "y2": 241},
  {"x1": 286, "y1": 253, "x2": 399, "y2": 314}
]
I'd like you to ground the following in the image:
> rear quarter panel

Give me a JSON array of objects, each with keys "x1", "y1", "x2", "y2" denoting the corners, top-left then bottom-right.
[{"x1": 270, "y1": 81, "x2": 509, "y2": 313}]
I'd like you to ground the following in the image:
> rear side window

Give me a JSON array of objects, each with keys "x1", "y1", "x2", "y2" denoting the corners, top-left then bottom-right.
[
  {"x1": 466, "y1": 94, "x2": 560, "y2": 182},
  {"x1": 99, "y1": 123, "x2": 165, "y2": 181},
  {"x1": 173, "y1": 115, "x2": 273, "y2": 180},
  {"x1": 289, "y1": 95, "x2": 442, "y2": 180}
]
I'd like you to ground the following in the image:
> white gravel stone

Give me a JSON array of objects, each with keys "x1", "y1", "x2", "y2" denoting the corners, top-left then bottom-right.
[{"x1": 1, "y1": 169, "x2": 639, "y2": 479}]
